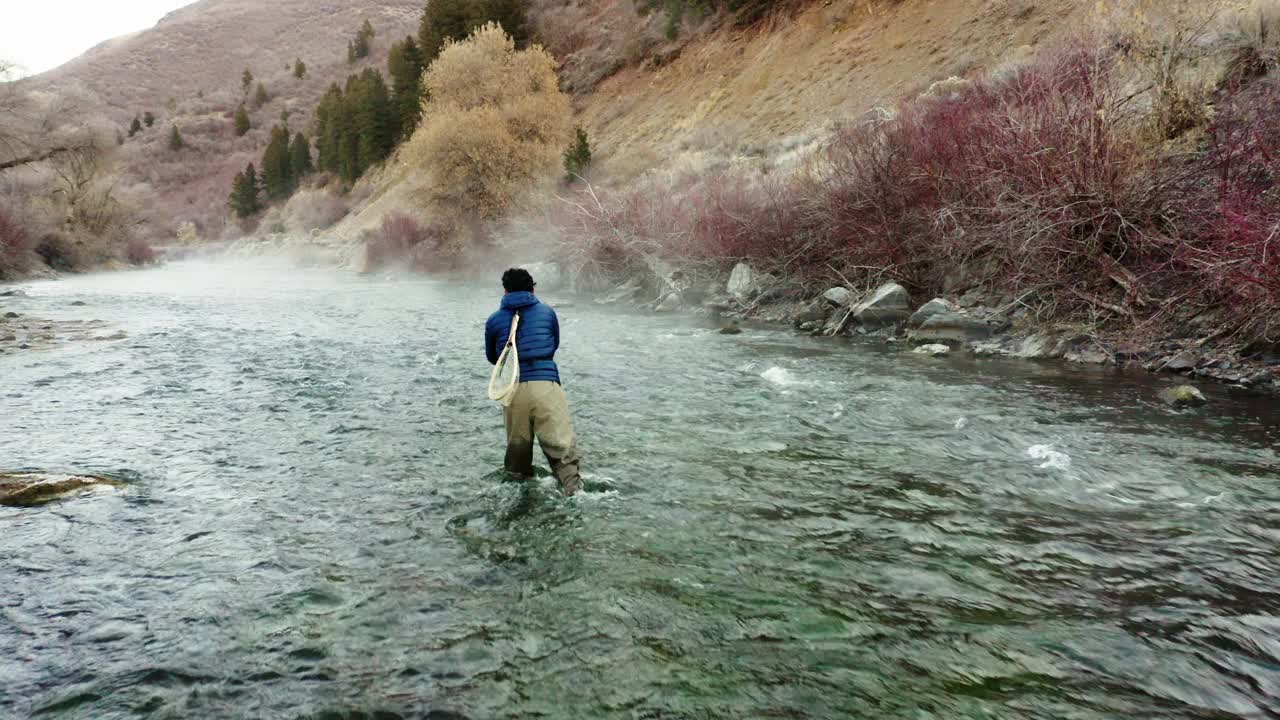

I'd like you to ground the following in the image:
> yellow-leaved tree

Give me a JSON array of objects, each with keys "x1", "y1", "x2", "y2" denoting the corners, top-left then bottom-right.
[{"x1": 408, "y1": 22, "x2": 571, "y2": 232}]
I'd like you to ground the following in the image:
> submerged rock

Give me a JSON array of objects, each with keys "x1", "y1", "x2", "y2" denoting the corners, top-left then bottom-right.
[
  {"x1": 851, "y1": 282, "x2": 911, "y2": 328},
  {"x1": 911, "y1": 312, "x2": 993, "y2": 345},
  {"x1": 654, "y1": 292, "x2": 682, "y2": 313},
  {"x1": 1160, "y1": 385, "x2": 1207, "y2": 407},
  {"x1": 0, "y1": 472, "x2": 125, "y2": 507},
  {"x1": 719, "y1": 320, "x2": 743, "y2": 335},
  {"x1": 914, "y1": 343, "x2": 951, "y2": 356},
  {"x1": 908, "y1": 298, "x2": 951, "y2": 327},
  {"x1": 595, "y1": 280, "x2": 643, "y2": 306},
  {"x1": 3, "y1": 311, "x2": 18, "y2": 319}
]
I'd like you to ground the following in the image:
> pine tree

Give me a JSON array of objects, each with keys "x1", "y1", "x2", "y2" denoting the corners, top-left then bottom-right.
[
  {"x1": 143, "y1": 111, "x2": 156, "y2": 128},
  {"x1": 255, "y1": 81, "x2": 269, "y2": 108},
  {"x1": 290, "y1": 132, "x2": 314, "y2": 179},
  {"x1": 354, "y1": 69, "x2": 395, "y2": 173},
  {"x1": 128, "y1": 115, "x2": 142, "y2": 137},
  {"x1": 563, "y1": 126, "x2": 592, "y2": 182},
  {"x1": 351, "y1": 20, "x2": 375, "y2": 61},
  {"x1": 483, "y1": 0, "x2": 529, "y2": 47},
  {"x1": 260, "y1": 124, "x2": 295, "y2": 201},
  {"x1": 387, "y1": 36, "x2": 424, "y2": 140},
  {"x1": 234, "y1": 104, "x2": 251, "y2": 136},
  {"x1": 418, "y1": 0, "x2": 529, "y2": 66},
  {"x1": 229, "y1": 163, "x2": 262, "y2": 218},
  {"x1": 168, "y1": 124, "x2": 185, "y2": 151},
  {"x1": 314, "y1": 84, "x2": 345, "y2": 174},
  {"x1": 294, "y1": 58, "x2": 307, "y2": 79},
  {"x1": 242, "y1": 69, "x2": 254, "y2": 96}
]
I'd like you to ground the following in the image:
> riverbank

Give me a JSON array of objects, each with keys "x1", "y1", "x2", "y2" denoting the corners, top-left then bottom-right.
[{"x1": 568, "y1": 258, "x2": 1280, "y2": 400}]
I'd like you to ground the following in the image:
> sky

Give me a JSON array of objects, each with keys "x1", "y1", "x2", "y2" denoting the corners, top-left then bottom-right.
[{"x1": 2, "y1": 0, "x2": 196, "y2": 77}]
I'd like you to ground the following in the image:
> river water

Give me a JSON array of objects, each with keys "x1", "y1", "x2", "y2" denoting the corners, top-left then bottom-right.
[{"x1": 2, "y1": 261, "x2": 1279, "y2": 719}]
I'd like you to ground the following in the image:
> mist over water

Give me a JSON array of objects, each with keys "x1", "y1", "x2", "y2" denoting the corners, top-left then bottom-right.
[{"x1": 3, "y1": 261, "x2": 1279, "y2": 719}]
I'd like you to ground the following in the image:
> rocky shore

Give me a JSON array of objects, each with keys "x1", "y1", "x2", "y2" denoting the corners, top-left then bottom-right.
[
  {"x1": 0, "y1": 289, "x2": 127, "y2": 355},
  {"x1": 556, "y1": 260, "x2": 1280, "y2": 401}
]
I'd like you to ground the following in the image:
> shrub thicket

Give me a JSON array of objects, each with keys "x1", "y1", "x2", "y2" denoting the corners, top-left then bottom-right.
[{"x1": 551, "y1": 39, "x2": 1280, "y2": 343}]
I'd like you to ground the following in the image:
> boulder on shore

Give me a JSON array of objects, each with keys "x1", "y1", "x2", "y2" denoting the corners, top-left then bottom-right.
[
  {"x1": 1159, "y1": 385, "x2": 1207, "y2": 408},
  {"x1": 851, "y1": 282, "x2": 911, "y2": 328},
  {"x1": 911, "y1": 312, "x2": 994, "y2": 345},
  {"x1": 726, "y1": 263, "x2": 775, "y2": 302},
  {"x1": 1163, "y1": 350, "x2": 1201, "y2": 372},
  {"x1": 908, "y1": 298, "x2": 952, "y2": 327},
  {"x1": 0, "y1": 472, "x2": 125, "y2": 507},
  {"x1": 822, "y1": 287, "x2": 855, "y2": 307}
]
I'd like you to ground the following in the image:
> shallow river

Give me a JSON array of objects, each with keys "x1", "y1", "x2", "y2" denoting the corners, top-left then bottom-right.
[{"x1": 3, "y1": 261, "x2": 1279, "y2": 719}]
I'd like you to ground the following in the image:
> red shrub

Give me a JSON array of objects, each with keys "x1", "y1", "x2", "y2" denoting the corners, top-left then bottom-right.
[
  {"x1": 126, "y1": 238, "x2": 159, "y2": 265},
  {"x1": 365, "y1": 213, "x2": 458, "y2": 272},
  {"x1": 0, "y1": 207, "x2": 33, "y2": 279}
]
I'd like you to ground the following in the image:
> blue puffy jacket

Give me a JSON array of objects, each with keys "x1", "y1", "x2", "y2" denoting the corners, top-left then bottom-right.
[{"x1": 485, "y1": 291, "x2": 561, "y2": 384}]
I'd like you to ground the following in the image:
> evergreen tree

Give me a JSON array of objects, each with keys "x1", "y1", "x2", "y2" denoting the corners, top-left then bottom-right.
[
  {"x1": 290, "y1": 132, "x2": 314, "y2": 179},
  {"x1": 347, "y1": 40, "x2": 357, "y2": 64},
  {"x1": 563, "y1": 126, "x2": 592, "y2": 182},
  {"x1": 128, "y1": 115, "x2": 142, "y2": 137},
  {"x1": 314, "y1": 84, "x2": 345, "y2": 174},
  {"x1": 260, "y1": 124, "x2": 295, "y2": 201},
  {"x1": 419, "y1": 0, "x2": 529, "y2": 66},
  {"x1": 116, "y1": 130, "x2": 125, "y2": 146},
  {"x1": 229, "y1": 163, "x2": 262, "y2": 218},
  {"x1": 483, "y1": 0, "x2": 529, "y2": 47},
  {"x1": 234, "y1": 104, "x2": 251, "y2": 136},
  {"x1": 337, "y1": 76, "x2": 362, "y2": 182},
  {"x1": 168, "y1": 124, "x2": 185, "y2": 151},
  {"x1": 143, "y1": 111, "x2": 156, "y2": 127},
  {"x1": 255, "y1": 81, "x2": 269, "y2": 107},
  {"x1": 242, "y1": 69, "x2": 254, "y2": 96},
  {"x1": 387, "y1": 36, "x2": 424, "y2": 140},
  {"x1": 294, "y1": 58, "x2": 307, "y2": 79},
  {"x1": 354, "y1": 68, "x2": 395, "y2": 173},
  {"x1": 351, "y1": 20, "x2": 375, "y2": 61}
]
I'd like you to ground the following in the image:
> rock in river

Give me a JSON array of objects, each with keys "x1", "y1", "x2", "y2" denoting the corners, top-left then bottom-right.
[
  {"x1": 913, "y1": 343, "x2": 951, "y2": 356},
  {"x1": 911, "y1": 312, "x2": 994, "y2": 345},
  {"x1": 1159, "y1": 385, "x2": 1207, "y2": 408},
  {"x1": 0, "y1": 472, "x2": 125, "y2": 507}
]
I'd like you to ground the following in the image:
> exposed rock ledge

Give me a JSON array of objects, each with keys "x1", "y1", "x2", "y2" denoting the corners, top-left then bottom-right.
[{"x1": 0, "y1": 472, "x2": 126, "y2": 507}]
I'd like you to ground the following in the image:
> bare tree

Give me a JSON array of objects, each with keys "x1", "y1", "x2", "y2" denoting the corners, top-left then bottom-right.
[{"x1": 0, "y1": 60, "x2": 86, "y2": 173}]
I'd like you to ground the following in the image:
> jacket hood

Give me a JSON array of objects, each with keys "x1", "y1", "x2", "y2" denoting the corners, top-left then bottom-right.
[{"x1": 500, "y1": 291, "x2": 539, "y2": 310}]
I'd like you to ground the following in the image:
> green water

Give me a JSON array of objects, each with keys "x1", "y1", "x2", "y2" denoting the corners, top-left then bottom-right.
[{"x1": 2, "y1": 261, "x2": 1278, "y2": 719}]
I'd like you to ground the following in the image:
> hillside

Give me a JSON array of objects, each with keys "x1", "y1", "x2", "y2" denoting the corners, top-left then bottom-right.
[{"x1": 27, "y1": 0, "x2": 423, "y2": 123}]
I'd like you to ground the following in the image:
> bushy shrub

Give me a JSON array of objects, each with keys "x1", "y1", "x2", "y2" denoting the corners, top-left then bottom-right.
[
  {"x1": 365, "y1": 212, "x2": 456, "y2": 271},
  {"x1": 35, "y1": 232, "x2": 83, "y2": 272},
  {"x1": 125, "y1": 238, "x2": 158, "y2": 265},
  {"x1": 282, "y1": 189, "x2": 348, "y2": 233},
  {"x1": 0, "y1": 207, "x2": 34, "y2": 279},
  {"x1": 407, "y1": 23, "x2": 571, "y2": 229}
]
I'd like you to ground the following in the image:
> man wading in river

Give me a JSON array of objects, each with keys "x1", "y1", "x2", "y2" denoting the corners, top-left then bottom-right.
[{"x1": 485, "y1": 268, "x2": 582, "y2": 496}]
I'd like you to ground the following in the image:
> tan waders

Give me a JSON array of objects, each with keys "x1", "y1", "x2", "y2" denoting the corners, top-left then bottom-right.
[{"x1": 503, "y1": 380, "x2": 582, "y2": 495}]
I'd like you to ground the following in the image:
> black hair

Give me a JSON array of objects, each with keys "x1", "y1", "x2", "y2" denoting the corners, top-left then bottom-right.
[{"x1": 502, "y1": 267, "x2": 535, "y2": 292}]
